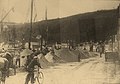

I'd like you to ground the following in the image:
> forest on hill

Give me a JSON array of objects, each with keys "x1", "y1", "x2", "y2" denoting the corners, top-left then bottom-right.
[{"x1": 4, "y1": 9, "x2": 118, "y2": 44}]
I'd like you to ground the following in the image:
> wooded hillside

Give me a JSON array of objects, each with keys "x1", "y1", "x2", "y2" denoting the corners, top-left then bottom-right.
[{"x1": 6, "y1": 9, "x2": 118, "y2": 44}]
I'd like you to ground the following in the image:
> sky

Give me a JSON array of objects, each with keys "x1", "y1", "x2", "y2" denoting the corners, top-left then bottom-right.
[{"x1": 0, "y1": 0, "x2": 120, "y2": 23}]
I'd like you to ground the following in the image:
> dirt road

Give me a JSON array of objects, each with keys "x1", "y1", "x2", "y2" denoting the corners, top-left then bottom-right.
[{"x1": 6, "y1": 56, "x2": 120, "y2": 84}]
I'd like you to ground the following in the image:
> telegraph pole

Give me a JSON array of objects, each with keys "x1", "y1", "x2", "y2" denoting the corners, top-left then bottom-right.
[{"x1": 28, "y1": 0, "x2": 34, "y2": 49}]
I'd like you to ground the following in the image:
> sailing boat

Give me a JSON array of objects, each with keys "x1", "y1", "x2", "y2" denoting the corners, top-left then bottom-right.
[{"x1": 28, "y1": 0, "x2": 49, "y2": 50}]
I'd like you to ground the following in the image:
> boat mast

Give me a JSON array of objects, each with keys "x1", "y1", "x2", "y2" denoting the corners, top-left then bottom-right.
[
  {"x1": 45, "y1": 0, "x2": 48, "y2": 46},
  {"x1": 28, "y1": 0, "x2": 34, "y2": 49},
  {"x1": 117, "y1": 4, "x2": 120, "y2": 53},
  {"x1": 45, "y1": 6, "x2": 48, "y2": 45}
]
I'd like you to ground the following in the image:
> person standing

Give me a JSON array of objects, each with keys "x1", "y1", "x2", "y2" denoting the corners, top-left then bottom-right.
[
  {"x1": 78, "y1": 53, "x2": 81, "y2": 62},
  {"x1": 98, "y1": 43, "x2": 105, "y2": 57},
  {"x1": 16, "y1": 54, "x2": 20, "y2": 68}
]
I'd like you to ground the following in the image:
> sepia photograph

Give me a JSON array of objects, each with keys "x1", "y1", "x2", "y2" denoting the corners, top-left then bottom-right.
[{"x1": 0, "y1": 0, "x2": 120, "y2": 84}]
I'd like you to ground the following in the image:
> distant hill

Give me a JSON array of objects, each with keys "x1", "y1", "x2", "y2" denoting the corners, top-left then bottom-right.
[{"x1": 4, "y1": 9, "x2": 118, "y2": 44}]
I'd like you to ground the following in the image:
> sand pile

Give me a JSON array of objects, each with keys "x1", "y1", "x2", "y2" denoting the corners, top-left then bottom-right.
[
  {"x1": 54, "y1": 48, "x2": 78, "y2": 62},
  {"x1": 19, "y1": 48, "x2": 96, "y2": 69},
  {"x1": 53, "y1": 54, "x2": 65, "y2": 63},
  {"x1": 54, "y1": 48, "x2": 94, "y2": 62},
  {"x1": 71, "y1": 49, "x2": 90, "y2": 59}
]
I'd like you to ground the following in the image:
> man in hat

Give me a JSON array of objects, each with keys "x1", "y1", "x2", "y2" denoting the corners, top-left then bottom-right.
[{"x1": 24, "y1": 54, "x2": 42, "y2": 84}]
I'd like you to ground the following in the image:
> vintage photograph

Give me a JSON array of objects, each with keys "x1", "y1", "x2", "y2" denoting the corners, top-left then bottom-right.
[{"x1": 0, "y1": 0, "x2": 120, "y2": 84}]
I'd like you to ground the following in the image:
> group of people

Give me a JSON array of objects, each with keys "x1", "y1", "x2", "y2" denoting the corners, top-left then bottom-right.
[
  {"x1": 24, "y1": 51, "x2": 42, "y2": 84},
  {"x1": 24, "y1": 45, "x2": 57, "y2": 84},
  {"x1": 0, "y1": 50, "x2": 13, "y2": 83},
  {"x1": 79, "y1": 41, "x2": 105, "y2": 57},
  {"x1": 0, "y1": 46, "x2": 51, "y2": 84}
]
